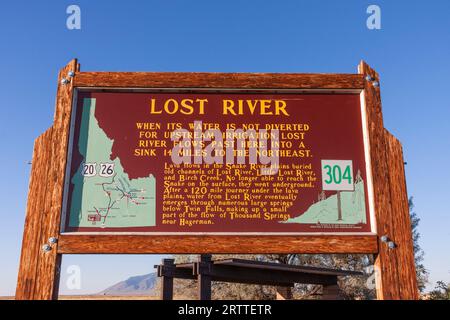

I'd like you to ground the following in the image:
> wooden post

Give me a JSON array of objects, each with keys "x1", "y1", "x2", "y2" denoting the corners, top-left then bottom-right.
[
  {"x1": 158, "y1": 258, "x2": 175, "y2": 300},
  {"x1": 359, "y1": 61, "x2": 419, "y2": 300},
  {"x1": 276, "y1": 286, "x2": 293, "y2": 300},
  {"x1": 15, "y1": 60, "x2": 79, "y2": 300},
  {"x1": 322, "y1": 277, "x2": 341, "y2": 300},
  {"x1": 197, "y1": 254, "x2": 212, "y2": 300}
]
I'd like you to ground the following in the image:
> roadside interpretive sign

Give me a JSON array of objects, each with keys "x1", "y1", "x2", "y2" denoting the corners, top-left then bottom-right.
[
  {"x1": 16, "y1": 60, "x2": 419, "y2": 300},
  {"x1": 62, "y1": 92, "x2": 373, "y2": 234}
]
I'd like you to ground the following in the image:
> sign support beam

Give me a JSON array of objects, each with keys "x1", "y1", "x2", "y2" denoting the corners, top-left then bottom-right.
[
  {"x1": 358, "y1": 61, "x2": 418, "y2": 300},
  {"x1": 15, "y1": 59, "x2": 79, "y2": 300}
]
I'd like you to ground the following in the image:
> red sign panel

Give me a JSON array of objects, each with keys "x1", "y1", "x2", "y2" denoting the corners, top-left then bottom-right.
[{"x1": 62, "y1": 91, "x2": 373, "y2": 234}]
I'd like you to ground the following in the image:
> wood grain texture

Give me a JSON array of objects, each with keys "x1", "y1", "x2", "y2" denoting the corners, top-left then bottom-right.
[
  {"x1": 385, "y1": 131, "x2": 419, "y2": 299},
  {"x1": 359, "y1": 61, "x2": 398, "y2": 300},
  {"x1": 359, "y1": 61, "x2": 418, "y2": 300},
  {"x1": 15, "y1": 60, "x2": 79, "y2": 300},
  {"x1": 15, "y1": 128, "x2": 53, "y2": 299},
  {"x1": 74, "y1": 72, "x2": 364, "y2": 90},
  {"x1": 57, "y1": 234, "x2": 378, "y2": 254}
]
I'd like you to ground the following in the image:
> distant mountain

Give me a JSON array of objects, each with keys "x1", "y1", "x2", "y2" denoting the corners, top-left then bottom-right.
[{"x1": 99, "y1": 273, "x2": 158, "y2": 296}]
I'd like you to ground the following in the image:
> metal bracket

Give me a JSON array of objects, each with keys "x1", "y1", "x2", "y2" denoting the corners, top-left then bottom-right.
[
  {"x1": 388, "y1": 241, "x2": 396, "y2": 249},
  {"x1": 380, "y1": 235, "x2": 396, "y2": 249}
]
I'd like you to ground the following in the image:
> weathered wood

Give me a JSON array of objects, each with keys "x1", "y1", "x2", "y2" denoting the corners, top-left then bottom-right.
[
  {"x1": 57, "y1": 234, "x2": 378, "y2": 254},
  {"x1": 16, "y1": 59, "x2": 79, "y2": 300},
  {"x1": 15, "y1": 129, "x2": 53, "y2": 299},
  {"x1": 322, "y1": 279, "x2": 341, "y2": 300},
  {"x1": 197, "y1": 255, "x2": 212, "y2": 300},
  {"x1": 74, "y1": 72, "x2": 364, "y2": 90},
  {"x1": 156, "y1": 264, "x2": 196, "y2": 280},
  {"x1": 160, "y1": 258, "x2": 361, "y2": 286},
  {"x1": 359, "y1": 61, "x2": 397, "y2": 299},
  {"x1": 155, "y1": 257, "x2": 356, "y2": 299},
  {"x1": 159, "y1": 259, "x2": 175, "y2": 300},
  {"x1": 213, "y1": 258, "x2": 363, "y2": 277},
  {"x1": 208, "y1": 265, "x2": 337, "y2": 286},
  {"x1": 359, "y1": 61, "x2": 418, "y2": 300},
  {"x1": 385, "y1": 131, "x2": 419, "y2": 299}
]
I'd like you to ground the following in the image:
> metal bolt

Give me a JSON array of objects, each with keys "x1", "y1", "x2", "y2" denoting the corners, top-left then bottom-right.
[
  {"x1": 380, "y1": 235, "x2": 389, "y2": 243},
  {"x1": 372, "y1": 81, "x2": 379, "y2": 87},
  {"x1": 388, "y1": 241, "x2": 396, "y2": 249},
  {"x1": 48, "y1": 237, "x2": 58, "y2": 244},
  {"x1": 61, "y1": 78, "x2": 70, "y2": 85},
  {"x1": 68, "y1": 71, "x2": 75, "y2": 77},
  {"x1": 365, "y1": 75, "x2": 373, "y2": 82},
  {"x1": 42, "y1": 244, "x2": 52, "y2": 252}
]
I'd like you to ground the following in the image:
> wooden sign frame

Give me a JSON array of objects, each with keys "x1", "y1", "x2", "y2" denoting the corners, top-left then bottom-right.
[{"x1": 16, "y1": 59, "x2": 418, "y2": 300}]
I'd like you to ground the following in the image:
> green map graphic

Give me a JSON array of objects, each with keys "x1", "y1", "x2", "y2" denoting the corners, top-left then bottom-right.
[
  {"x1": 284, "y1": 179, "x2": 366, "y2": 225},
  {"x1": 68, "y1": 98, "x2": 156, "y2": 229}
]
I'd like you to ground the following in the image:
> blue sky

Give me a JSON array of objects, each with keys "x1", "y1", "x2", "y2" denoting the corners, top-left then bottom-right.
[{"x1": 0, "y1": 1, "x2": 449, "y2": 296}]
